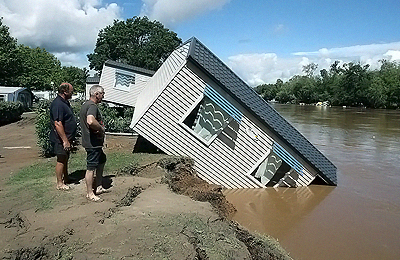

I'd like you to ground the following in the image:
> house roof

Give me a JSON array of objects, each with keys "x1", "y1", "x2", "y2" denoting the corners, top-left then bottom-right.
[
  {"x1": 86, "y1": 75, "x2": 100, "y2": 84},
  {"x1": 104, "y1": 60, "x2": 155, "y2": 77},
  {"x1": 185, "y1": 37, "x2": 337, "y2": 185},
  {"x1": 0, "y1": 86, "x2": 26, "y2": 94}
]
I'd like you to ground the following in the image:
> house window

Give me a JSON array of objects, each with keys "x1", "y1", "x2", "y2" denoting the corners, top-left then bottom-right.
[
  {"x1": 0, "y1": 94, "x2": 6, "y2": 101},
  {"x1": 251, "y1": 142, "x2": 304, "y2": 187},
  {"x1": 181, "y1": 85, "x2": 242, "y2": 145},
  {"x1": 114, "y1": 72, "x2": 135, "y2": 91},
  {"x1": 183, "y1": 96, "x2": 231, "y2": 142}
]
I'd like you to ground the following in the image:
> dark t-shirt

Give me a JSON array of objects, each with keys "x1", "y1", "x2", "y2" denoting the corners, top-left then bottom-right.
[
  {"x1": 80, "y1": 100, "x2": 104, "y2": 148},
  {"x1": 49, "y1": 95, "x2": 77, "y2": 143}
]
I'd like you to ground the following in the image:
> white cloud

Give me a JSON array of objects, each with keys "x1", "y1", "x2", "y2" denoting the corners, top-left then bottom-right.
[
  {"x1": 384, "y1": 50, "x2": 400, "y2": 61},
  {"x1": 227, "y1": 53, "x2": 306, "y2": 86},
  {"x1": 0, "y1": 0, "x2": 122, "y2": 68},
  {"x1": 228, "y1": 42, "x2": 400, "y2": 86},
  {"x1": 140, "y1": 0, "x2": 231, "y2": 27}
]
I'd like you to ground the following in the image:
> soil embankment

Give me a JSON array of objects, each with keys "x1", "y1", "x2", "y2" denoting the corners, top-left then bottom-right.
[{"x1": 0, "y1": 113, "x2": 291, "y2": 259}]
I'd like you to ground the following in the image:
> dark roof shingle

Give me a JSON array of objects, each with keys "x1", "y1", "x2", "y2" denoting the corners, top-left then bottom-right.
[{"x1": 104, "y1": 60, "x2": 155, "y2": 76}]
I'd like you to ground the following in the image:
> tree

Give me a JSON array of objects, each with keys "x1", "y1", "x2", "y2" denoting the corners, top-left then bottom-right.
[
  {"x1": 288, "y1": 75, "x2": 318, "y2": 104},
  {"x1": 276, "y1": 81, "x2": 295, "y2": 104},
  {"x1": 0, "y1": 18, "x2": 21, "y2": 86},
  {"x1": 302, "y1": 62, "x2": 318, "y2": 77},
  {"x1": 339, "y1": 62, "x2": 370, "y2": 106},
  {"x1": 87, "y1": 16, "x2": 182, "y2": 73},
  {"x1": 16, "y1": 45, "x2": 63, "y2": 90},
  {"x1": 375, "y1": 59, "x2": 400, "y2": 107},
  {"x1": 61, "y1": 66, "x2": 88, "y2": 93}
]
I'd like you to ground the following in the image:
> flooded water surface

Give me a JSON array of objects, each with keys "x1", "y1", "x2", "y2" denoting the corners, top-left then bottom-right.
[{"x1": 224, "y1": 104, "x2": 400, "y2": 260}]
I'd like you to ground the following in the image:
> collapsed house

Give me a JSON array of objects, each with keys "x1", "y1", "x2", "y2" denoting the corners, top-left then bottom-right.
[{"x1": 102, "y1": 37, "x2": 337, "y2": 188}]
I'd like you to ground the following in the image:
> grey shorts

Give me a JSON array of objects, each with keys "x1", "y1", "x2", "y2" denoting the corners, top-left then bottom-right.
[
  {"x1": 51, "y1": 142, "x2": 69, "y2": 157},
  {"x1": 85, "y1": 148, "x2": 106, "y2": 170}
]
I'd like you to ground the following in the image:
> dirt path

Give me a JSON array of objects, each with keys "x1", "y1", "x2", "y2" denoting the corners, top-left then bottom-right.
[
  {"x1": 0, "y1": 113, "x2": 291, "y2": 260},
  {"x1": 0, "y1": 112, "x2": 41, "y2": 186}
]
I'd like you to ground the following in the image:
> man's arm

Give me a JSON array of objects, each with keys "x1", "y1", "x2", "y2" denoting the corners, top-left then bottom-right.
[
  {"x1": 54, "y1": 121, "x2": 71, "y2": 150},
  {"x1": 87, "y1": 115, "x2": 105, "y2": 136}
]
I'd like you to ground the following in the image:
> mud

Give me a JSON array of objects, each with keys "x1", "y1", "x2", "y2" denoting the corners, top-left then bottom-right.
[
  {"x1": 233, "y1": 222, "x2": 291, "y2": 260},
  {"x1": 115, "y1": 186, "x2": 143, "y2": 207},
  {"x1": 158, "y1": 156, "x2": 291, "y2": 260},
  {"x1": 5, "y1": 228, "x2": 75, "y2": 260},
  {"x1": 0, "y1": 213, "x2": 30, "y2": 232},
  {"x1": 159, "y1": 156, "x2": 236, "y2": 218}
]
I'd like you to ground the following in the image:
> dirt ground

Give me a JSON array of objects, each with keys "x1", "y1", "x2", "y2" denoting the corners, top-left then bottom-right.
[{"x1": 0, "y1": 113, "x2": 291, "y2": 260}]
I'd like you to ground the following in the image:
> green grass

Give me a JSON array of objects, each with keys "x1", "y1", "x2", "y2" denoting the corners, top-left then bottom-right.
[
  {"x1": 7, "y1": 159, "x2": 57, "y2": 210},
  {"x1": 104, "y1": 150, "x2": 139, "y2": 173},
  {"x1": 5, "y1": 149, "x2": 141, "y2": 211}
]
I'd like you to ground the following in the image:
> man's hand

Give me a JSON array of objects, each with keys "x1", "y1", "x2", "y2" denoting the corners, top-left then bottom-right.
[
  {"x1": 95, "y1": 126, "x2": 105, "y2": 137},
  {"x1": 54, "y1": 121, "x2": 71, "y2": 151},
  {"x1": 87, "y1": 115, "x2": 105, "y2": 137},
  {"x1": 63, "y1": 140, "x2": 71, "y2": 151}
]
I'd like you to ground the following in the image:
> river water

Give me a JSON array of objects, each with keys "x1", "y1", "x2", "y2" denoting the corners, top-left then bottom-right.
[{"x1": 224, "y1": 104, "x2": 400, "y2": 260}]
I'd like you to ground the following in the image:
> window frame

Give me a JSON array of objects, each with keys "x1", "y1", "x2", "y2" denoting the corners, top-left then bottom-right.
[
  {"x1": 114, "y1": 70, "x2": 135, "y2": 92},
  {"x1": 179, "y1": 93, "x2": 233, "y2": 146},
  {"x1": 248, "y1": 142, "x2": 305, "y2": 187}
]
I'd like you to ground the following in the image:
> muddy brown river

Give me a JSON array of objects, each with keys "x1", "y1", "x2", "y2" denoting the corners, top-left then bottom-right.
[{"x1": 224, "y1": 104, "x2": 400, "y2": 260}]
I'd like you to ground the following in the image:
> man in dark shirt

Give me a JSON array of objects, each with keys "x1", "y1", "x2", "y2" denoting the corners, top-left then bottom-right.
[
  {"x1": 80, "y1": 84, "x2": 107, "y2": 202},
  {"x1": 50, "y1": 82, "x2": 77, "y2": 190}
]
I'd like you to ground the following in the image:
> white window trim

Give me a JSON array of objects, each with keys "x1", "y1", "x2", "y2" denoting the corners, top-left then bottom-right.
[
  {"x1": 246, "y1": 142, "x2": 305, "y2": 187},
  {"x1": 114, "y1": 70, "x2": 135, "y2": 92},
  {"x1": 179, "y1": 93, "x2": 232, "y2": 147}
]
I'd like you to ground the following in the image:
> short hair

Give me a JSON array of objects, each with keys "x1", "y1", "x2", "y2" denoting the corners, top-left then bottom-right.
[
  {"x1": 89, "y1": 85, "x2": 104, "y2": 97},
  {"x1": 58, "y1": 83, "x2": 72, "y2": 94}
]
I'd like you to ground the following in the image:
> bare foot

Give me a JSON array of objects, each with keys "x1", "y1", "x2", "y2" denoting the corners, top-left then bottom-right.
[
  {"x1": 57, "y1": 184, "x2": 70, "y2": 191},
  {"x1": 96, "y1": 186, "x2": 110, "y2": 195},
  {"x1": 86, "y1": 194, "x2": 103, "y2": 202}
]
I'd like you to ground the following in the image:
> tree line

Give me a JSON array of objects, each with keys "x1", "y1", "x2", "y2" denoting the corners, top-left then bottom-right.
[
  {"x1": 255, "y1": 60, "x2": 400, "y2": 108},
  {"x1": 0, "y1": 18, "x2": 87, "y2": 92},
  {"x1": 1, "y1": 16, "x2": 181, "y2": 93}
]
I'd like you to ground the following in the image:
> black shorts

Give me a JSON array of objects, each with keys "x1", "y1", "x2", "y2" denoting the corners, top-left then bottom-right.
[
  {"x1": 51, "y1": 142, "x2": 69, "y2": 157},
  {"x1": 86, "y1": 148, "x2": 106, "y2": 170}
]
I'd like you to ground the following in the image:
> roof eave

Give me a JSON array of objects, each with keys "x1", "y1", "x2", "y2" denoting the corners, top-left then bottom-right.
[{"x1": 104, "y1": 60, "x2": 155, "y2": 77}]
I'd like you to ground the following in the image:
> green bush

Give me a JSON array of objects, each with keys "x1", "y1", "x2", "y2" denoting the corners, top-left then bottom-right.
[
  {"x1": 34, "y1": 99, "x2": 53, "y2": 156},
  {"x1": 0, "y1": 101, "x2": 24, "y2": 125},
  {"x1": 99, "y1": 103, "x2": 134, "y2": 133}
]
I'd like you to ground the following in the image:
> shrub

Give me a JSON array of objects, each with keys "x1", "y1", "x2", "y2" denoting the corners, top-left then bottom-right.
[
  {"x1": 99, "y1": 103, "x2": 134, "y2": 133},
  {"x1": 0, "y1": 101, "x2": 24, "y2": 125},
  {"x1": 34, "y1": 99, "x2": 53, "y2": 156}
]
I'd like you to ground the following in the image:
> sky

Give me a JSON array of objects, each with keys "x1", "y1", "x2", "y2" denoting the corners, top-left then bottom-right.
[{"x1": 1, "y1": 0, "x2": 400, "y2": 86}]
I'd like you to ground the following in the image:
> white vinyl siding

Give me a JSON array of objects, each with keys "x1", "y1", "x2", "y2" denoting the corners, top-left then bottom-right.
[
  {"x1": 131, "y1": 42, "x2": 190, "y2": 126},
  {"x1": 99, "y1": 65, "x2": 151, "y2": 107},
  {"x1": 132, "y1": 43, "x2": 317, "y2": 188},
  {"x1": 134, "y1": 65, "x2": 276, "y2": 188}
]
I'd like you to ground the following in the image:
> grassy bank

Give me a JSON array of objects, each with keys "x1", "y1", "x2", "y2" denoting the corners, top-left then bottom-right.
[
  {"x1": 6, "y1": 149, "x2": 143, "y2": 211},
  {"x1": 3, "y1": 150, "x2": 292, "y2": 259}
]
